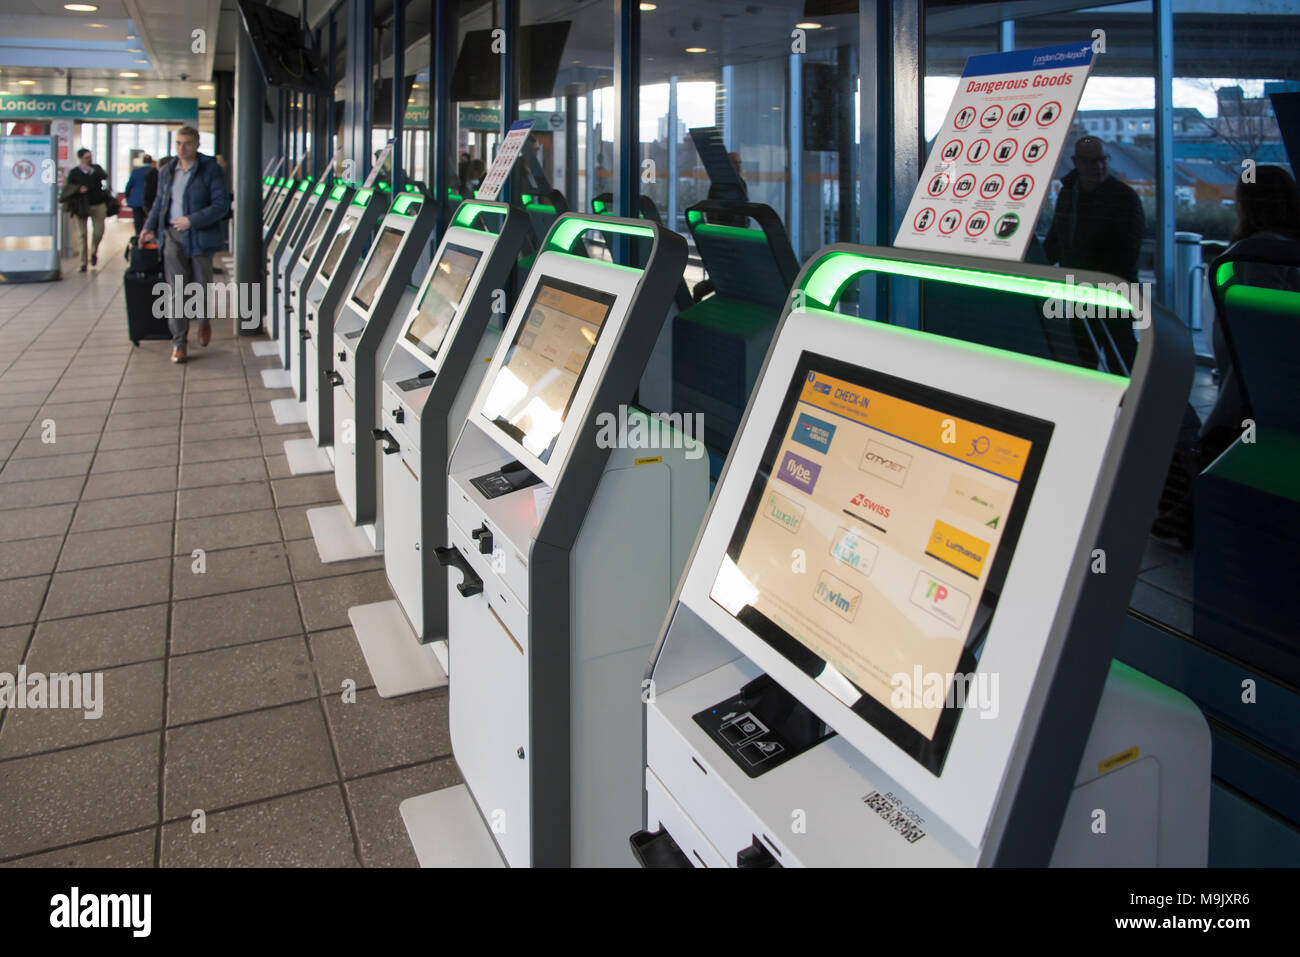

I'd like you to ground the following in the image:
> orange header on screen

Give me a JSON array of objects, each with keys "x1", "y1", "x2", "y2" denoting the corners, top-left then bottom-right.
[{"x1": 798, "y1": 371, "x2": 1032, "y2": 482}]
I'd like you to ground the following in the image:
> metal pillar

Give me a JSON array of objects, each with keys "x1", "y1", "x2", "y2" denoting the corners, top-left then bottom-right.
[
  {"x1": 345, "y1": 0, "x2": 375, "y2": 182},
  {"x1": 999, "y1": 19, "x2": 1015, "y2": 53},
  {"x1": 613, "y1": 0, "x2": 640, "y2": 261},
  {"x1": 234, "y1": 20, "x2": 265, "y2": 335},
  {"x1": 1154, "y1": 0, "x2": 1176, "y2": 308},
  {"x1": 499, "y1": 0, "x2": 520, "y2": 207},
  {"x1": 392, "y1": 0, "x2": 405, "y2": 193},
  {"x1": 788, "y1": 53, "x2": 802, "y2": 259},
  {"x1": 432, "y1": 0, "x2": 460, "y2": 237},
  {"x1": 666, "y1": 75, "x2": 678, "y2": 231}
]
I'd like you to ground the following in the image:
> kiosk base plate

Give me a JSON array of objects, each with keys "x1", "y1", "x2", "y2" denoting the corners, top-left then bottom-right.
[
  {"x1": 349, "y1": 600, "x2": 448, "y2": 696},
  {"x1": 400, "y1": 786, "x2": 504, "y2": 868},
  {"x1": 430, "y1": 637, "x2": 448, "y2": 676},
  {"x1": 251, "y1": 340, "x2": 280, "y2": 357},
  {"x1": 283, "y1": 438, "x2": 333, "y2": 475},
  {"x1": 260, "y1": 368, "x2": 292, "y2": 389},
  {"x1": 307, "y1": 505, "x2": 381, "y2": 563},
  {"x1": 270, "y1": 397, "x2": 308, "y2": 425}
]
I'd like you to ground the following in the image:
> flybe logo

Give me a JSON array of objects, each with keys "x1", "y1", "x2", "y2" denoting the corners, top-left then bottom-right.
[{"x1": 777, "y1": 451, "x2": 821, "y2": 494}]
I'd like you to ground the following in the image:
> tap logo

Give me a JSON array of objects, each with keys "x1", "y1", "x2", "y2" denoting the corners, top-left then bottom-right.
[
  {"x1": 910, "y1": 570, "x2": 971, "y2": 630},
  {"x1": 776, "y1": 451, "x2": 821, "y2": 494}
]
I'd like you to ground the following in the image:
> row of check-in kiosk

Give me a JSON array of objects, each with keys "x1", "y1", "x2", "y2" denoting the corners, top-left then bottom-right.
[{"x1": 254, "y1": 165, "x2": 1212, "y2": 868}]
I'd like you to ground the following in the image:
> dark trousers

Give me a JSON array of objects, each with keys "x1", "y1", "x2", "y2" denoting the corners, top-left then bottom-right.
[{"x1": 132, "y1": 206, "x2": 147, "y2": 234}]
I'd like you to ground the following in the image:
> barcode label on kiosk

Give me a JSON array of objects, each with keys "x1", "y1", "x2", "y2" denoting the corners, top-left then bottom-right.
[{"x1": 863, "y1": 791, "x2": 928, "y2": 844}]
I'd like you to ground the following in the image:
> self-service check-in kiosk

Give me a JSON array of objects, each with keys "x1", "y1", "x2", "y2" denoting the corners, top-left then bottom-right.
[
  {"x1": 262, "y1": 177, "x2": 296, "y2": 242},
  {"x1": 348, "y1": 199, "x2": 529, "y2": 696},
  {"x1": 265, "y1": 178, "x2": 317, "y2": 347},
  {"x1": 281, "y1": 182, "x2": 357, "y2": 410},
  {"x1": 280, "y1": 186, "x2": 388, "y2": 473},
  {"x1": 399, "y1": 215, "x2": 710, "y2": 867},
  {"x1": 270, "y1": 178, "x2": 332, "y2": 366},
  {"x1": 308, "y1": 190, "x2": 437, "y2": 559},
  {"x1": 632, "y1": 247, "x2": 1210, "y2": 868}
]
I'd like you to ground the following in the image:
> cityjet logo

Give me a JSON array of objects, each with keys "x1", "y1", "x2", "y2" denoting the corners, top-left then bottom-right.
[
  {"x1": 1042, "y1": 274, "x2": 1152, "y2": 329},
  {"x1": 151, "y1": 278, "x2": 261, "y2": 323},
  {"x1": 593, "y1": 405, "x2": 704, "y2": 460},
  {"x1": 50, "y1": 887, "x2": 151, "y2": 937},
  {"x1": 0, "y1": 667, "x2": 103, "y2": 719},
  {"x1": 890, "y1": 666, "x2": 999, "y2": 720}
]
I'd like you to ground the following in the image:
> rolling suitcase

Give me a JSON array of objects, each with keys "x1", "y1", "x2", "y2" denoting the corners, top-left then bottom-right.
[{"x1": 124, "y1": 236, "x2": 169, "y2": 346}]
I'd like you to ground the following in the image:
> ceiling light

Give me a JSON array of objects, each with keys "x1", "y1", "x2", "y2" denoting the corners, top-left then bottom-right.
[
  {"x1": 796, "y1": 22, "x2": 822, "y2": 29},
  {"x1": 120, "y1": 71, "x2": 138, "y2": 77},
  {"x1": 208, "y1": 100, "x2": 216, "y2": 106},
  {"x1": 685, "y1": 47, "x2": 707, "y2": 54},
  {"x1": 87, "y1": 22, "x2": 106, "y2": 28},
  {"x1": 64, "y1": 3, "x2": 99, "y2": 11},
  {"x1": 156, "y1": 94, "x2": 169, "y2": 99},
  {"x1": 17, "y1": 80, "x2": 36, "y2": 86},
  {"x1": 134, "y1": 59, "x2": 148, "y2": 64},
  {"x1": 640, "y1": 3, "x2": 657, "y2": 9},
  {"x1": 0, "y1": 91, "x2": 10, "y2": 96},
  {"x1": 198, "y1": 84, "x2": 213, "y2": 90},
  {"x1": 93, "y1": 87, "x2": 109, "y2": 93},
  {"x1": 131, "y1": 84, "x2": 142, "y2": 89}
]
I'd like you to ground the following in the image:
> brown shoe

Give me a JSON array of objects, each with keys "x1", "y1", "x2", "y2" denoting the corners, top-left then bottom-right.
[
  {"x1": 198, "y1": 322, "x2": 211, "y2": 347},
  {"x1": 171, "y1": 347, "x2": 187, "y2": 364}
]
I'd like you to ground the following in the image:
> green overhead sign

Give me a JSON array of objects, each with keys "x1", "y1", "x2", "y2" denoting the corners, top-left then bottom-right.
[
  {"x1": 401, "y1": 104, "x2": 564, "y2": 132},
  {"x1": 0, "y1": 94, "x2": 200, "y2": 122}
]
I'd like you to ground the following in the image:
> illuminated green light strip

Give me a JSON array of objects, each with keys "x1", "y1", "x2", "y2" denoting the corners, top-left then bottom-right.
[
  {"x1": 296, "y1": 180, "x2": 310, "y2": 192},
  {"x1": 450, "y1": 201, "x2": 502, "y2": 230},
  {"x1": 527, "y1": 204, "x2": 557, "y2": 215},
  {"x1": 694, "y1": 223, "x2": 766, "y2": 243},
  {"x1": 1215, "y1": 261, "x2": 1234, "y2": 288},
  {"x1": 686, "y1": 209, "x2": 702, "y2": 227},
  {"x1": 544, "y1": 217, "x2": 655, "y2": 254},
  {"x1": 329, "y1": 184, "x2": 348, "y2": 200},
  {"x1": 1223, "y1": 283, "x2": 1300, "y2": 313},
  {"x1": 392, "y1": 194, "x2": 422, "y2": 217},
  {"x1": 800, "y1": 252, "x2": 1136, "y2": 313},
  {"x1": 313, "y1": 182, "x2": 326, "y2": 195},
  {"x1": 592, "y1": 199, "x2": 607, "y2": 214},
  {"x1": 521, "y1": 194, "x2": 533, "y2": 205},
  {"x1": 352, "y1": 188, "x2": 373, "y2": 207}
]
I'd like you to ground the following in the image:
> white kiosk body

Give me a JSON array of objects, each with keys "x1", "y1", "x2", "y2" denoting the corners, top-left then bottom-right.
[
  {"x1": 349, "y1": 200, "x2": 529, "y2": 695},
  {"x1": 262, "y1": 178, "x2": 296, "y2": 242},
  {"x1": 325, "y1": 190, "x2": 437, "y2": 551},
  {"x1": 264, "y1": 178, "x2": 314, "y2": 343},
  {"x1": 283, "y1": 182, "x2": 356, "y2": 398},
  {"x1": 299, "y1": 187, "x2": 388, "y2": 449},
  {"x1": 272, "y1": 178, "x2": 332, "y2": 380},
  {"x1": 634, "y1": 246, "x2": 1210, "y2": 868},
  {"x1": 402, "y1": 215, "x2": 709, "y2": 867}
]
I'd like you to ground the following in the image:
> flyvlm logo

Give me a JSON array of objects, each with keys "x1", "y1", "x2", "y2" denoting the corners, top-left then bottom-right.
[
  {"x1": 50, "y1": 887, "x2": 151, "y2": 937},
  {"x1": 792, "y1": 412, "x2": 835, "y2": 454}
]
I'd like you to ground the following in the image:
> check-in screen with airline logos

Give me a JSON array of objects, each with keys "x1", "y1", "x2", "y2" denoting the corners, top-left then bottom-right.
[{"x1": 710, "y1": 351, "x2": 1051, "y2": 774}]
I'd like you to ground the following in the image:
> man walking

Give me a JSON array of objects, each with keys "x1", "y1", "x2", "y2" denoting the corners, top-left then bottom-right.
[
  {"x1": 125, "y1": 155, "x2": 158, "y2": 235},
  {"x1": 141, "y1": 126, "x2": 230, "y2": 364}
]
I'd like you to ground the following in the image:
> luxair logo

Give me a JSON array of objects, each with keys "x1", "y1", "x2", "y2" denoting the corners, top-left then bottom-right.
[{"x1": 50, "y1": 887, "x2": 151, "y2": 937}]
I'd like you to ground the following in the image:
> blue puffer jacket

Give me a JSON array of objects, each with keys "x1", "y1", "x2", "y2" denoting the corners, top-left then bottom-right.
[{"x1": 143, "y1": 153, "x2": 230, "y2": 256}]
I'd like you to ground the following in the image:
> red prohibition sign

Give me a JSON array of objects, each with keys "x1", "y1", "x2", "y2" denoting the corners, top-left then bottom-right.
[
  {"x1": 965, "y1": 138, "x2": 991, "y2": 163},
  {"x1": 980, "y1": 104, "x2": 1003, "y2": 128},
  {"x1": 953, "y1": 173, "x2": 976, "y2": 197},
  {"x1": 965, "y1": 212, "x2": 991, "y2": 237},
  {"x1": 926, "y1": 172, "x2": 951, "y2": 196},
  {"x1": 1022, "y1": 137, "x2": 1049, "y2": 163},
  {"x1": 938, "y1": 209, "x2": 963, "y2": 234},
  {"x1": 1008, "y1": 174, "x2": 1035, "y2": 201},
  {"x1": 913, "y1": 207, "x2": 937, "y2": 231},
  {"x1": 1036, "y1": 101, "x2": 1063, "y2": 126},
  {"x1": 939, "y1": 139, "x2": 963, "y2": 163},
  {"x1": 953, "y1": 106, "x2": 976, "y2": 130},
  {"x1": 993, "y1": 138, "x2": 1018, "y2": 163},
  {"x1": 1006, "y1": 103, "x2": 1032, "y2": 128},
  {"x1": 979, "y1": 174, "x2": 1005, "y2": 199}
]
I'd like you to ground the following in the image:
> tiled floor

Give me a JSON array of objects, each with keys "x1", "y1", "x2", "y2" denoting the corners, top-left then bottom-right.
[{"x1": 0, "y1": 221, "x2": 456, "y2": 867}]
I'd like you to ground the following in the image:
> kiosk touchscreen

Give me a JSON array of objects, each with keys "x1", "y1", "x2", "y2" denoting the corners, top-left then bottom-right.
[
  {"x1": 273, "y1": 178, "x2": 334, "y2": 360},
  {"x1": 347, "y1": 199, "x2": 528, "y2": 696},
  {"x1": 633, "y1": 246, "x2": 1211, "y2": 868},
  {"x1": 262, "y1": 178, "x2": 296, "y2": 241},
  {"x1": 286, "y1": 185, "x2": 388, "y2": 469},
  {"x1": 309, "y1": 190, "x2": 437, "y2": 560},
  {"x1": 399, "y1": 214, "x2": 709, "y2": 867},
  {"x1": 281, "y1": 182, "x2": 356, "y2": 401},
  {"x1": 265, "y1": 178, "x2": 316, "y2": 344}
]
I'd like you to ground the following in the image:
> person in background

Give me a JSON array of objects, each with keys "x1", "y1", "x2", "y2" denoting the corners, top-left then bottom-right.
[
  {"x1": 125, "y1": 155, "x2": 155, "y2": 235},
  {"x1": 140, "y1": 126, "x2": 230, "y2": 364},
  {"x1": 63, "y1": 148, "x2": 111, "y2": 272},
  {"x1": 1044, "y1": 135, "x2": 1145, "y2": 370},
  {"x1": 1199, "y1": 165, "x2": 1300, "y2": 466}
]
